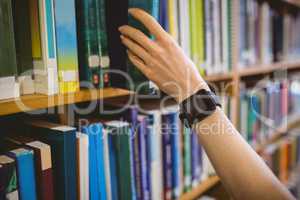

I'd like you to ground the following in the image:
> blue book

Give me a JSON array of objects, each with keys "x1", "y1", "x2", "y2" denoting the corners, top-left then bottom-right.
[
  {"x1": 162, "y1": 113, "x2": 173, "y2": 200},
  {"x1": 159, "y1": 0, "x2": 169, "y2": 31},
  {"x1": 191, "y1": 130, "x2": 201, "y2": 187},
  {"x1": 168, "y1": 112, "x2": 181, "y2": 198},
  {"x1": 137, "y1": 115, "x2": 151, "y2": 200},
  {"x1": 7, "y1": 148, "x2": 37, "y2": 200},
  {"x1": 81, "y1": 122, "x2": 107, "y2": 200},
  {"x1": 25, "y1": 121, "x2": 77, "y2": 200}
]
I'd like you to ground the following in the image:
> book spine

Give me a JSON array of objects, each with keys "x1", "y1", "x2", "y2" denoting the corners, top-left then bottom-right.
[
  {"x1": 162, "y1": 115, "x2": 172, "y2": 200},
  {"x1": 76, "y1": 0, "x2": 101, "y2": 88},
  {"x1": 170, "y1": 113, "x2": 181, "y2": 198},
  {"x1": 178, "y1": 0, "x2": 190, "y2": 57},
  {"x1": 108, "y1": 132, "x2": 119, "y2": 200},
  {"x1": 96, "y1": 0, "x2": 110, "y2": 88},
  {"x1": 33, "y1": 0, "x2": 58, "y2": 95},
  {"x1": 64, "y1": 131, "x2": 78, "y2": 200},
  {"x1": 0, "y1": 0, "x2": 19, "y2": 100},
  {"x1": 204, "y1": 0, "x2": 214, "y2": 74},
  {"x1": 183, "y1": 126, "x2": 192, "y2": 192},
  {"x1": 76, "y1": 133, "x2": 89, "y2": 200},
  {"x1": 12, "y1": 0, "x2": 35, "y2": 95},
  {"x1": 138, "y1": 117, "x2": 150, "y2": 200},
  {"x1": 133, "y1": 125, "x2": 142, "y2": 200},
  {"x1": 159, "y1": 0, "x2": 169, "y2": 31},
  {"x1": 7, "y1": 149, "x2": 37, "y2": 200},
  {"x1": 105, "y1": 0, "x2": 128, "y2": 88},
  {"x1": 54, "y1": 0, "x2": 80, "y2": 93},
  {"x1": 191, "y1": 131, "x2": 201, "y2": 186},
  {"x1": 103, "y1": 131, "x2": 112, "y2": 200}
]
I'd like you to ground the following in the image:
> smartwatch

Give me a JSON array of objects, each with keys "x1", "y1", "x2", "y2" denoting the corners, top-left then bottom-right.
[{"x1": 179, "y1": 88, "x2": 221, "y2": 128}]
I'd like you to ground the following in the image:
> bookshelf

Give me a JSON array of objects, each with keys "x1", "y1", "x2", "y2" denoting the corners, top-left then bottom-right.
[{"x1": 0, "y1": 88, "x2": 132, "y2": 116}]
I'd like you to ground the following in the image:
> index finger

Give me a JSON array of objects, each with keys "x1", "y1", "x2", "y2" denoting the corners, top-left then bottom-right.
[{"x1": 128, "y1": 8, "x2": 168, "y2": 40}]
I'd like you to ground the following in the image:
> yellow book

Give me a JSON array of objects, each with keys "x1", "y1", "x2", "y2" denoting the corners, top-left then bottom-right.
[{"x1": 168, "y1": 0, "x2": 178, "y2": 40}]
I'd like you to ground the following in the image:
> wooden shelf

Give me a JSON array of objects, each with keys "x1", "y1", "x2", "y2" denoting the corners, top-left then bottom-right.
[
  {"x1": 283, "y1": 0, "x2": 300, "y2": 7},
  {"x1": 255, "y1": 113, "x2": 300, "y2": 152},
  {"x1": 238, "y1": 61, "x2": 300, "y2": 78},
  {"x1": 180, "y1": 176, "x2": 220, "y2": 200},
  {"x1": 0, "y1": 88, "x2": 133, "y2": 116},
  {"x1": 204, "y1": 73, "x2": 233, "y2": 82}
]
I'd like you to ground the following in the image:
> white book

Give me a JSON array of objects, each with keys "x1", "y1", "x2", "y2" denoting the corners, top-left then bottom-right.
[
  {"x1": 76, "y1": 132, "x2": 89, "y2": 200},
  {"x1": 0, "y1": 77, "x2": 19, "y2": 100},
  {"x1": 178, "y1": 0, "x2": 191, "y2": 57},
  {"x1": 260, "y1": 2, "x2": 273, "y2": 64},
  {"x1": 212, "y1": 0, "x2": 222, "y2": 74},
  {"x1": 31, "y1": 0, "x2": 58, "y2": 95},
  {"x1": 143, "y1": 110, "x2": 163, "y2": 200},
  {"x1": 221, "y1": 0, "x2": 229, "y2": 73}
]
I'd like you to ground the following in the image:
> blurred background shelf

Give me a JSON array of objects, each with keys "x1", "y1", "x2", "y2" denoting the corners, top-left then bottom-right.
[
  {"x1": 0, "y1": 88, "x2": 132, "y2": 116},
  {"x1": 238, "y1": 61, "x2": 300, "y2": 78}
]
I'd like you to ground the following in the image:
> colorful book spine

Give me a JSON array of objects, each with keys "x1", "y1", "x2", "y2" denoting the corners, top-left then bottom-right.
[
  {"x1": 159, "y1": 0, "x2": 169, "y2": 31},
  {"x1": 105, "y1": 121, "x2": 133, "y2": 200},
  {"x1": 169, "y1": 111, "x2": 181, "y2": 198},
  {"x1": 25, "y1": 121, "x2": 77, "y2": 200},
  {"x1": 54, "y1": 0, "x2": 80, "y2": 93},
  {"x1": 191, "y1": 131, "x2": 201, "y2": 186},
  {"x1": 0, "y1": 0, "x2": 19, "y2": 100},
  {"x1": 96, "y1": 0, "x2": 110, "y2": 88},
  {"x1": 145, "y1": 110, "x2": 163, "y2": 200},
  {"x1": 12, "y1": 0, "x2": 35, "y2": 95},
  {"x1": 137, "y1": 115, "x2": 151, "y2": 200},
  {"x1": 183, "y1": 126, "x2": 192, "y2": 192},
  {"x1": 81, "y1": 123, "x2": 107, "y2": 200},
  {"x1": 7, "y1": 148, "x2": 37, "y2": 200},
  {"x1": 76, "y1": 0, "x2": 101, "y2": 88},
  {"x1": 178, "y1": 0, "x2": 190, "y2": 57},
  {"x1": 76, "y1": 133, "x2": 89, "y2": 200},
  {"x1": 0, "y1": 155, "x2": 19, "y2": 200},
  {"x1": 103, "y1": 129, "x2": 112, "y2": 200},
  {"x1": 162, "y1": 114, "x2": 173, "y2": 200},
  {"x1": 106, "y1": 127, "x2": 119, "y2": 200},
  {"x1": 29, "y1": 0, "x2": 58, "y2": 95}
]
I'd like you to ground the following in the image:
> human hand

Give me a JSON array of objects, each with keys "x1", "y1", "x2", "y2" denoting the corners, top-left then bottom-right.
[{"x1": 119, "y1": 8, "x2": 209, "y2": 103}]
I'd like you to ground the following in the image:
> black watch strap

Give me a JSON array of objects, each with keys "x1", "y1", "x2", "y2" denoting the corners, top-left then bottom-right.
[{"x1": 179, "y1": 88, "x2": 221, "y2": 128}]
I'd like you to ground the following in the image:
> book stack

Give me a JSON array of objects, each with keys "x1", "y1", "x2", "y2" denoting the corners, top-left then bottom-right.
[
  {"x1": 239, "y1": 78, "x2": 300, "y2": 146},
  {"x1": 0, "y1": 106, "x2": 216, "y2": 200},
  {"x1": 159, "y1": 0, "x2": 232, "y2": 75},
  {"x1": 238, "y1": 0, "x2": 300, "y2": 67}
]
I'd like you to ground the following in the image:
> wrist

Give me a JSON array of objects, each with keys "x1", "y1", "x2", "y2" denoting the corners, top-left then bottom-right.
[{"x1": 178, "y1": 79, "x2": 209, "y2": 103}]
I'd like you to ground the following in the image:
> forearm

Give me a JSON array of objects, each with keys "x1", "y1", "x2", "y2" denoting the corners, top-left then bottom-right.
[{"x1": 195, "y1": 107, "x2": 295, "y2": 200}]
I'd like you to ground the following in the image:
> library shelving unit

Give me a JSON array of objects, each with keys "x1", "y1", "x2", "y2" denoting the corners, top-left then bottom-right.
[
  {"x1": 0, "y1": 88, "x2": 133, "y2": 116},
  {"x1": 192, "y1": 0, "x2": 300, "y2": 198}
]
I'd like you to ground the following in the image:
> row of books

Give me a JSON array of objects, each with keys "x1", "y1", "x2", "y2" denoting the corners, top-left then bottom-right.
[
  {"x1": 239, "y1": 78, "x2": 300, "y2": 146},
  {"x1": 0, "y1": 0, "x2": 162, "y2": 100},
  {"x1": 0, "y1": 106, "x2": 216, "y2": 200},
  {"x1": 159, "y1": 0, "x2": 232, "y2": 75},
  {"x1": 259, "y1": 130, "x2": 300, "y2": 198},
  {"x1": 239, "y1": 0, "x2": 300, "y2": 67}
]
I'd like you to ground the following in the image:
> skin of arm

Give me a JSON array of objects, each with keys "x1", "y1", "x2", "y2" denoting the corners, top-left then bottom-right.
[{"x1": 119, "y1": 8, "x2": 295, "y2": 200}]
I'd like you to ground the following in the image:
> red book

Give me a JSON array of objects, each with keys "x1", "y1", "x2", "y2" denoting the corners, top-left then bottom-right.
[{"x1": 26, "y1": 141, "x2": 54, "y2": 200}]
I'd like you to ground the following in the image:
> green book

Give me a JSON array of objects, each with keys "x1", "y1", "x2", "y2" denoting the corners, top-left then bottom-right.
[
  {"x1": 106, "y1": 121, "x2": 133, "y2": 200},
  {"x1": 0, "y1": 0, "x2": 19, "y2": 100},
  {"x1": 76, "y1": 0, "x2": 101, "y2": 88},
  {"x1": 95, "y1": 0, "x2": 110, "y2": 88},
  {"x1": 128, "y1": 0, "x2": 159, "y2": 94},
  {"x1": 12, "y1": 0, "x2": 34, "y2": 94}
]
